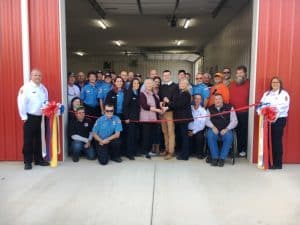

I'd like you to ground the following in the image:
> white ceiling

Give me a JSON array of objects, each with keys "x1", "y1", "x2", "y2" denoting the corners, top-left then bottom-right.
[{"x1": 66, "y1": 0, "x2": 250, "y2": 58}]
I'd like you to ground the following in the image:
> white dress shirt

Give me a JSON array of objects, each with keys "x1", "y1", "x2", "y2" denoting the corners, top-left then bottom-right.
[
  {"x1": 68, "y1": 84, "x2": 80, "y2": 106},
  {"x1": 17, "y1": 80, "x2": 48, "y2": 120},
  {"x1": 258, "y1": 89, "x2": 290, "y2": 118},
  {"x1": 188, "y1": 105, "x2": 207, "y2": 134}
]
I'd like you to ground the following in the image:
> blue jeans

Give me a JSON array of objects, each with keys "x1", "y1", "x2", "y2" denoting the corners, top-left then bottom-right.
[
  {"x1": 207, "y1": 128, "x2": 233, "y2": 160},
  {"x1": 71, "y1": 140, "x2": 96, "y2": 160}
]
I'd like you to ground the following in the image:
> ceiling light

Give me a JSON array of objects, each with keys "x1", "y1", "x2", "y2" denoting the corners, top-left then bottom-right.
[
  {"x1": 183, "y1": 18, "x2": 191, "y2": 29},
  {"x1": 97, "y1": 19, "x2": 107, "y2": 29},
  {"x1": 115, "y1": 41, "x2": 122, "y2": 47},
  {"x1": 176, "y1": 40, "x2": 183, "y2": 46},
  {"x1": 74, "y1": 51, "x2": 87, "y2": 56}
]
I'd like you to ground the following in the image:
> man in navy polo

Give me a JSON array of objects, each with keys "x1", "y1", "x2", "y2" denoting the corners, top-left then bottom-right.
[{"x1": 92, "y1": 104, "x2": 123, "y2": 165}]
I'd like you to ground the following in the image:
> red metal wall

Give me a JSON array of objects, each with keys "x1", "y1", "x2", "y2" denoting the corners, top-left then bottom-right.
[
  {"x1": 0, "y1": 0, "x2": 24, "y2": 160},
  {"x1": 253, "y1": 0, "x2": 300, "y2": 163},
  {"x1": 0, "y1": 0, "x2": 62, "y2": 160},
  {"x1": 28, "y1": 0, "x2": 63, "y2": 160}
]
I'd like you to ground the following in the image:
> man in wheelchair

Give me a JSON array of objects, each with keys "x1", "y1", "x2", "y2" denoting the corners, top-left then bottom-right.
[{"x1": 206, "y1": 93, "x2": 238, "y2": 167}]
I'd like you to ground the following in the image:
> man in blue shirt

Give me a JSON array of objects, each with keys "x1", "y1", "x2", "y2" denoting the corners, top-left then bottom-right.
[
  {"x1": 92, "y1": 104, "x2": 123, "y2": 165},
  {"x1": 98, "y1": 73, "x2": 112, "y2": 114},
  {"x1": 80, "y1": 71, "x2": 101, "y2": 123},
  {"x1": 192, "y1": 72, "x2": 210, "y2": 107}
]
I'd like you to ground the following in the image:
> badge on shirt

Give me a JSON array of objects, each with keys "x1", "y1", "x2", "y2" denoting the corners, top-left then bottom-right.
[
  {"x1": 112, "y1": 121, "x2": 116, "y2": 126},
  {"x1": 84, "y1": 122, "x2": 89, "y2": 127},
  {"x1": 285, "y1": 96, "x2": 288, "y2": 101}
]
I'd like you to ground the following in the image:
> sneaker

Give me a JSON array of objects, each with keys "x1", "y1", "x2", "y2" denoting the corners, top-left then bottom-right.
[
  {"x1": 145, "y1": 153, "x2": 151, "y2": 159},
  {"x1": 218, "y1": 159, "x2": 225, "y2": 167},
  {"x1": 239, "y1": 151, "x2": 246, "y2": 157},
  {"x1": 127, "y1": 156, "x2": 135, "y2": 160},
  {"x1": 149, "y1": 151, "x2": 158, "y2": 156}
]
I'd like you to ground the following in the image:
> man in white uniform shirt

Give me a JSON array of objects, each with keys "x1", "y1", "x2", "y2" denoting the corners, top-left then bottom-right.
[
  {"x1": 188, "y1": 94, "x2": 207, "y2": 159},
  {"x1": 17, "y1": 69, "x2": 50, "y2": 170}
]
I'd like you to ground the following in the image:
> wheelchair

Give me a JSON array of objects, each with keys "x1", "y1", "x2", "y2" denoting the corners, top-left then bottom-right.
[{"x1": 203, "y1": 128, "x2": 238, "y2": 165}]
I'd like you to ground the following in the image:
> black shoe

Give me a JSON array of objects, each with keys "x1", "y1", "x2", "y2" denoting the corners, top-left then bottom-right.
[
  {"x1": 35, "y1": 160, "x2": 50, "y2": 166},
  {"x1": 211, "y1": 159, "x2": 218, "y2": 166},
  {"x1": 112, "y1": 157, "x2": 122, "y2": 163},
  {"x1": 127, "y1": 156, "x2": 135, "y2": 160},
  {"x1": 270, "y1": 165, "x2": 282, "y2": 170},
  {"x1": 197, "y1": 155, "x2": 205, "y2": 160},
  {"x1": 206, "y1": 156, "x2": 212, "y2": 164},
  {"x1": 72, "y1": 156, "x2": 79, "y2": 162},
  {"x1": 145, "y1": 153, "x2": 151, "y2": 159},
  {"x1": 176, "y1": 156, "x2": 188, "y2": 161},
  {"x1": 218, "y1": 159, "x2": 225, "y2": 167},
  {"x1": 24, "y1": 163, "x2": 32, "y2": 170}
]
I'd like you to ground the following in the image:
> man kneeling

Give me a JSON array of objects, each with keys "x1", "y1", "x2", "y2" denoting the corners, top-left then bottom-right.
[
  {"x1": 92, "y1": 104, "x2": 123, "y2": 165},
  {"x1": 69, "y1": 106, "x2": 95, "y2": 162},
  {"x1": 206, "y1": 94, "x2": 238, "y2": 167}
]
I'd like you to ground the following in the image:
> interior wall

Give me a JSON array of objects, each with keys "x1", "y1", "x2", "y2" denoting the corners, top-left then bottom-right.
[
  {"x1": 67, "y1": 55, "x2": 193, "y2": 80},
  {"x1": 203, "y1": 2, "x2": 252, "y2": 75}
]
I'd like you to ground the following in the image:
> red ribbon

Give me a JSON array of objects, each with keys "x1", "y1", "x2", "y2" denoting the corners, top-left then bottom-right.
[
  {"x1": 261, "y1": 106, "x2": 277, "y2": 122},
  {"x1": 42, "y1": 101, "x2": 59, "y2": 117}
]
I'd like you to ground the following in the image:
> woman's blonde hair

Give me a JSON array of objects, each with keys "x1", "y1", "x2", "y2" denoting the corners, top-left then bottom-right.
[{"x1": 179, "y1": 78, "x2": 190, "y2": 92}]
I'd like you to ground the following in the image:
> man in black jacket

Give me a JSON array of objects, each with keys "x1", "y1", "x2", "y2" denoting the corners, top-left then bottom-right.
[
  {"x1": 159, "y1": 70, "x2": 179, "y2": 160},
  {"x1": 206, "y1": 94, "x2": 238, "y2": 167},
  {"x1": 68, "y1": 106, "x2": 95, "y2": 162}
]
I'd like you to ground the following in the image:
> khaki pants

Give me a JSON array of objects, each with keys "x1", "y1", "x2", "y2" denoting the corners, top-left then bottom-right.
[{"x1": 161, "y1": 111, "x2": 175, "y2": 154}]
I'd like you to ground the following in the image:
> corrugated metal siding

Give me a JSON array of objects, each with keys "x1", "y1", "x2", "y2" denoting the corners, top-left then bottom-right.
[
  {"x1": 28, "y1": 0, "x2": 63, "y2": 160},
  {"x1": 253, "y1": 0, "x2": 300, "y2": 163},
  {"x1": 0, "y1": 0, "x2": 24, "y2": 160},
  {"x1": 203, "y1": 3, "x2": 252, "y2": 73}
]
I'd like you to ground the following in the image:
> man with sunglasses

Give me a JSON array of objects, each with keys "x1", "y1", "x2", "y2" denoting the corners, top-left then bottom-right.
[
  {"x1": 68, "y1": 106, "x2": 95, "y2": 162},
  {"x1": 192, "y1": 72, "x2": 210, "y2": 107},
  {"x1": 92, "y1": 104, "x2": 123, "y2": 165},
  {"x1": 223, "y1": 68, "x2": 232, "y2": 87}
]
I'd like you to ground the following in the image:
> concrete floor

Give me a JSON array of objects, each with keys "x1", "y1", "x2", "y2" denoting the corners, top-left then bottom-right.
[{"x1": 0, "y1": 158, "x2": 299, "y2": 225}]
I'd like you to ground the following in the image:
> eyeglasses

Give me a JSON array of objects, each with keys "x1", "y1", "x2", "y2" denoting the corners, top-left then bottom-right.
[
  {"x1": 105, "y1": 110, "x2": 114, "y2": 113},
  {"x1": 76, "y1": 111, "x2": 85, "y2": 114},
  {"x1": 272, "y1": 81, "x2": 280, "y2": 84},
  {"x1": 223, "y1": 71, "x2": 230, "y2": 74}
]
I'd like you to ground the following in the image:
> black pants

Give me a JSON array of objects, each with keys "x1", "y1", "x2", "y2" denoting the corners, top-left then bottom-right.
[
  {"x1": 236, "y1": 111, "x2": 248, "y2": 153},
  {"x1": 142, "y1": 123, "x2": 157, "y2": 154},
  {"x1": 116, "y1": 113, "x2": 127, "y2": 156},
  {"x1": 189, "y1": 130, "x2": 205, "y2": 157},
  {"x1": 84, "y1": 104, "x2": 101, "y2": 125},
  {"x1": 271, "y1": 117, "x2": 287, "y2": 168},
  {"x1": 96, "y1": 139, "x2": 121, "y2": 165},
  {"x1": 126, "y1": 122, "x2": 139, "y2": 157},
  {"x1": 177, "y1": 122, "x2": 190, "y2": 159},
  {"x1": 23, "y1": 114, "x2": 43, "y2": 164}
]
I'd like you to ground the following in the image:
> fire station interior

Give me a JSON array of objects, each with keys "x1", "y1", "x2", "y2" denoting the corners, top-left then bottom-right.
[{"x1": 66, "y1": 0, "x2": 252, "y2": 80}]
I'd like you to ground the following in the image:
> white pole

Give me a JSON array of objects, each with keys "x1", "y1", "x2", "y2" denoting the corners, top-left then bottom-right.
[
  {"x1": 59, "y1": 0, "x2": 68, "y2": 161},
  {"x1": 248, "y1": 0, "x2": 260, "y2": 163}
]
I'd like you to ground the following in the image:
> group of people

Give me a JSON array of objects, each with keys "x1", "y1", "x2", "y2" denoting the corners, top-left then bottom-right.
[{"x1": 17, "y1": 66, "x2": 290, "y2": 170}]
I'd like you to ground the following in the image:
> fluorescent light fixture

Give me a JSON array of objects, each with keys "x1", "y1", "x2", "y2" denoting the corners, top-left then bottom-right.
[
  {"x1": 183, "y1": 18, "x2": 191, "y2": 29},
  {"x1": 97, "y1": 19, "x2": 107, "y2": 29},
  {"x1": 176, "y1": 40, "x2": 183, "y2": 46},
  {"x1": 74, "y1": 51, "x2": 87, "y2": 56},
  {"x1": 115, "y1": 41, "x2": 122, "y2": 47}
]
